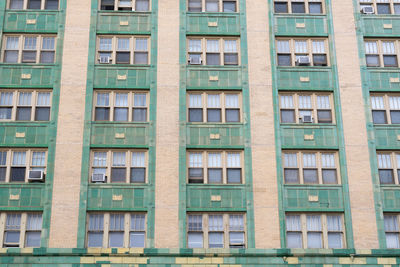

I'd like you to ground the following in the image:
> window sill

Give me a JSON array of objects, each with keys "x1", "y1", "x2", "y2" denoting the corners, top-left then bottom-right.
[
  {"x1": 274, "y1": 13, "x2": 326, "y2": 18},
  {"x1": 0, "y1": 121, "x2": 51, "y2": 126},
  {"x1": 88, "y1": 183, "x2": 148, "y2": 189},
  {"x1": 186, "y1": 12, "x2": 239, "y2": 15},
  {"x1": 5, "y1": 9, "x2": 60, "y2": 13},
  {"x1": 276, "y1": 66, "x2": 332, "y2": 70},
  {"x1": 98, "y1": 10, "x2": 152, "y2": 14},
  {"x1": 186, "y1": 65, "x2": 241, "y2": 68},
  {"x1": 361, "y1": 14, "x2": 400, "y2": 18},
  {"x1": 94, "y1": 64, "x2": 151, "y2": 67},
  {"x1": 380, "y1": 184, "x2": 400, "y2": 188},
  {"x1": 280, "y1": 123, "x2": 336, "y2": 127},
  {"x1": 374, "y1": 124, "x2": 400, "y2": 128},
  {"x1": 91, "y1": 121, "x2": 150, "y2": 125},
  {"x1": 366, "y1": 67, "x2": 400, "y2": 70},
  {"x1": 186, "y1": 122, "x2": 243, "y2": 126},
  {"x1": 283, "y1": 184, "x2": 343, "y2": 188},
  {"x1": 0, "y1": 63, "x2": 57, "y2": 67},
  {"x1": 187, "y1": 184, "x2": 246, "y2": 187},
  {"x1": 0, "y1": 183, "x2": 45, "y2": 187}
]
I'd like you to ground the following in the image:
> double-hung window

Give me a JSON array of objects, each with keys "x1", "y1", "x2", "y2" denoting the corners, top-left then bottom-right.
[
  {"x1": 97, "y1": 36, "x2": 149, "y2": 65},
  {"x1": 187, "y1": 213, "x2": 245, "y2": 248},
  {"x1": 276, "y1": 38, "x2": 328, "y2": 66},
  {"x1": 188, "y1": 92, "x2": 241, "y2": 123},
  {"x1": 0, "y1": 90, "x2": 51, "y2": 121},
  {"x1": 0, "y1": 212, "x2": 42, "y2": 248},
  {"x1": 99, "y1": 0, "x2": 150, "y2": 11},
  {"x1": 91, "y1": 150, "x2": 147, "y2": 183},
  {"x1": 283, "y1": 151, "x2": 339, "y2": 184},
  {"x1": 384, "y1": 214, "x2": 400, "y2": 248},
  {"x1": 188, "y1": 38, "x2": 239, "y2": 65},
  {"x1": 8, "y1": 0, "x2": 59, "y2": 10},
  {"x1": 188, "y1": 0, "x2": 237, "y2": 12},
  {"x1": 279, "y1": 93, "x2": 333, "y2": 124},
  {"x1": 0, "y1": 149, "x2": 46, "y2": 183},
  {"x1": 187, "y1": 151, "x2": 243, "y2": 184},
  {"x1": 360, "y1": 0, "x2": 400, "y2": 15},
  {"x1": 2, "y1": 35, "x2": 56, "y2": 63},
  {"x1": 365, "y1": 40, "x2": 399, "y2": 67},
  {"x1": 274, "y1": 0, "x2": 323, "y2": 14},
  {"x1": 94, "y1": 91, "x2": 148, "y2": 122},
  {"x1": 376, "y1": 152, "x2": 400, "y2": 184},
  {"x1": 371, "y1": 94, "x2": 400, "y2": 124},
  {"x1": 87, "y1": 213, "x2": 146, "y2": 248},
  {"x1": 286, "y1": 213, "x2": 345, "y2": 249}
]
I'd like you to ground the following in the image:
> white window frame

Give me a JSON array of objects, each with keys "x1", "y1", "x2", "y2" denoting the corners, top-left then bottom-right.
[
  {"x1": 7, "y1": 0, "x2": 59, "y2": 10},
  {"x1": 376, "y1": 151, "x2": 400, "y2": 185},
  {"x1": 187, "y1": 0, "x2": 238, "y2": 12},
  {"x1": 99, "y1": 0, "x2": 151, "y2": 11},
  {"x1": 364, "y1": 39, "x2": 400, "y2": 67},
  {"x1": 273, "y1": 0, "x2": 325, "y2": 14},
  {"x1": 360, "y1": 0, "x2": 400, "y2": 15},
  {"x1": 370, "y1": 94, "x2": 400, "y2": 124}
]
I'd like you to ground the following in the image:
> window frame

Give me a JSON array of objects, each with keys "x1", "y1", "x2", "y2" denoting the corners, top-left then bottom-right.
[
  {"x1": 86, "y1": 212, "x2": 146, "y2": 248},
  {"x1": 364, "y1": 39, "x2": 400, "y2": 68},
  {"x1": 376, "y1": 151, "x2": 400, "y2": 185},
  {"x1": 0, "y1": 90, "x2": 52, "y2": 121},
  {"x1": 96, "y1": 35, "x2": 150, "y2": 65},
  {"x1": 90, "y1": 149, "x2": 148, "y2": 184},
  {"x1": 187, "y1": 0, "x2": 238, "y2": 12},
  {"x1": 2, "y1": 35, "x2": 57, "y2": 64},
  {"x1": 273, "y1": 0, "x2": 325, "y2": 14},
  {"x1": 282, "y1": 150, "x2": 341, "y2": 185},
  {"x1": 0, "y1": 212, "x2": 43, "y2": 248},
  {"x1": 7, "y1": 0, "x2": 59, "y2": 10},
  {"x1": 276, "y1": 38, "x2": 329, "y2": 67},
  {"x1": 370, "y1": 94, "x2": 400, "y2": 124},
  {"x1": 359, "y1": 0, "x2": 400, "y2": 15},
  {"x1": 99, "y1": 0, "x2": 151, "y2": 11},
  {"x1": 187, "y1": 37, "x2": 240, "y2": 66},
  {"x1": 187, "y1": 213, "x2": 246, "y2": 249},
  {"x1": 384, "y1": 213, "x2": 400, "y2": 249},
  {"x1": 285, "y1": 213, "x2": 346, "y2": 249}
]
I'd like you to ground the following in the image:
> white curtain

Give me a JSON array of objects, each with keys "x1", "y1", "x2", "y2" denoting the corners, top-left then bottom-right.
[
  {"x1": 42, "y1": 37, "x2": 55, "y2": 50},
  {"x1": 89, "y1": 214, "x2": 104, "y2": 231},
  {"x1": 303, "y1": 153, "x2": 316, "y2": 168},
  {"x1": 317, "y1": 95, "x2": 330, "y2": 109},
  {"x1": 19, "y1": 92, "x2": 32, "y2": 106},
  {"x1": 6, "y1": 214, "x2": 21, "y2": 230},
  {"x1": 280, "y1": 95, "x2": 294, "y2": 109},
  {"x1": 225, "y1": 94, "x2": 239, "y2": 108},
  {"x1": 389, "y1": 96, "x2": 400, "y2": 110},
  {"x1": 188, "y1": 215, "x2": 202, "y2": 231},
  {"x1": 99, "y1": 38, "x2": 112, "y2": 51},
  {"x1": 109, "y1": 214, "x2": 124, "y2": 231},
  {"x1": 189, "y1": 39, "x2": 202, "y2": 52},
  {"x1": 382, "y1": 41, "x2": 396, "y2": 55},
  {"x1": 208, "y1": 152, "x2": 221, "y2": 167},
  {"x1": 365, "y1": 41, "x2": 378, "y2": 54},
  {"x1": 93, "y1": 152, "x2": 107, "y2": 167},
  {"x1": 189, "y1": 94, "x2": 202, "y2": 108},
  {"x1": 6, "y1": 37, "x2": 19, "y2": 50},
  {"x1": 24, "y1": 37, "x2": 37, "y2": 50},
  {"x1": 207, "y1": 94, "x2": 220, "y2": 108},
  {"x1": 371, "y1": 96, "x2": 385, "y2": 109},
  {"x1": 27, "y1": 214, "x2": 42, "y2": 231},
  {"x1": 117, "y1": 38, "x2": 130, "y2": 51},
  {"x1": 0, "y1": 151, "x2": 6, "y2": 165},
  {"x1": 307, "y1": 215, "x2": 322, "y2": 248},
  {"x1": 189, "y1": 152, "x2": 202, "y2": 167},
  {"x1": 32, "y1": 152, "x2": 45, "y2": 166},
  {"x1": 97, "y1": 93, "x2": 109, "y2": 106},
  {"x1": 321, "y1": 153, "x2": 335, "y2": 168},
  {"x1": 12, "y1": 151, "x2": 26, "y2": 166},
  {"x1": 0, "y1": 92, "x2": 13, "y2": 106},
  {"x1": 227, "y1": 153, "x2": 241, "y2": 167},
  {"x1": 113, "y1": 152, "x2": 126, "y2": 166},
  {"x1": 284, "y1": 153, "x2": 297, "y2": 167},
  {"x1": 115, "y1": 93, "x2": 128, "y2": 107},
  {"x1": 312, "y1": 40, "x2": 325, "y2": 53},
  {"x1": 295, "y1": 40, "x2": 308, "y2": 53},
  {"x1": 376, "y1": 0, "x2": 390, "y2": 3},
  {"x1": 384, "y1": 215, "x2": 400, "y2": 248},
  {"x1": 224, "y1": 40, "x2": 237, "y2": 52},
  {"x1": 286, "y1": 215, "x2": 301, "y2": 231},
  {"x1": 37, "y1": 92, "x2": 51, "y2": 106},
  {"x1": 208, "y1": 215, "x2": 223, "y2": 231},
  {"x1": 119, "y1": 0, "x2": 132, "y2": 7},
  {"x1": 377, "y1": 154, "x2": 392, "y2": 168},
  {"x1": 131, "y1": 214, "x2": 145, "y2": 231},
  {"x1": 277, "y1": 40, "x2": 290, "y2": 53},
  {"x1": 136, "y1": 38, "x2": 148, "y2": 51},
  {"x1": 207, "y1": 40, "x2": 220, "y2": 52},
  {"x1": 131, "y1": 152, "x2": 145, "y2": 167},
  {"x1": 134, "y1": 94, "x2": 146, "y2": 107},
  {"x1": 229, "y1": 214, "x2": 244, "y2": 230},
  {"x1": 299, "y1": 95, "x2": 312, "y2": 109}
]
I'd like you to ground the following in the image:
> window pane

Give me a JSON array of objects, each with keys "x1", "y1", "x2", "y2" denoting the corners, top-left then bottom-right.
[
  {"x1": 377, "y1": 3, "x2": 390, "y2": 14},
  {"x1": 16, "y1": 107, "x2": 32, "y2": 121},
  {"x1": 303, "y1": 169, "x2": 318, "y2": 184},
  {"x1": 130, "y1": 232, "x2": 145, "y2": 247},
  {"x1": 0, "y1": 167, "x2": 6, "y2": 181},
  {"x1": 313, "y1": 55, "x2": 327, "y2": 66},
  {"x1": 383, "y1": 55, "x2": 398, "y2": 67},
  {"x1": 208, "y1": 168, "x2": 222, "y2": 183},
  {"x1": 188, "y1": 0, "x2": 202, "y2": 11},
  {"x1": 227, "y1": 168, "x2": 241, "y2": 183},
  {"x1": 28, "y1": 0, "x2": 41, "y2": 9},
  {"x1": 322, "y1": 169, "x2": 338, "y2": 184},
  {"x1": 284, "y1": 169, "x2": 299, "y2": 183},
  {"x1": 274, "y1": 2, "x2": 288, "y2": 13},
  {"x1": 189, "y1": 109, "x2": 203, "y2": 122},
  {"x1": 111, "y1": 168, "x2": 126, "y2": 183},
  {"x1": 223, "y1": 1, "x2": 236, "y2": 12},
  {"x1": 40, "y1": 51, "x2": 55, "y2": 63},
  {"x1": 95, "y1": 107, "x2": 110, "y2": 121},
  {"x1": 88, "y1": 232, "x2": 103, "y2": 247},
  {"x1": 395, "y1": 4, "x2": 400, "y2": 14},
  {"x1": 229, "y1": 232, "x2": 244, "y2": 248},
  {"x1": 317, "y1": 110, "x2": 332, "y2": 123},
  {"x1": 35, "y1": 107, "x2": 50, "y2": 121},
  {"x1": 189, "y1": 168, "x2": 203, "y2": 183},
  {"x1": 366, "y1": 55, "x2": 380, "y2": 67},
  {"x1": 4, "y1": 232, "x2": 20, "y2": 245},
  {"x1": 131, "y1": 168, "x2": 145, "y2": 183},
  {"x1": 224, "y1": 53, "x2": 238, "y2": 65},
  {"x1": 307, "y1": 232, "x2": 322, "y2": 248},
  {"x1": 10, "y1": 167, "x2": 26, "y2": 182},
  {"x1": 22, "y1": 51, "x2": 37, "y2": 63},
  {"x1": 309, "y1": 3, "x2": 322, "y2": 14},
  {"x1": 101, "y1": 0, "x2": 115, "y2": 10},
  {"x1": 25, "y1": 232, "x2": 41, "y2": 247},
  {"x1": 206, "y1": 0, "x2": 219, "y2": 12},
  {"x1": 391, "y1": 111, "x2": 400, "y2": 124},
  {"x1": 372, "y1": 110, "x2": 387, "y2": 124},
  {"x1": 116, "y1": 52, "x2": 130, "y2": 64},
  {"x1": 188, "y1": 232, "x2": 203, "y2": 248},
  {"x1": 281, "y1": 110, "x2": 295, "y2": 123},
  {"x1": 114, "y1": 108, "x2": 128, "y2": 121},
  {"x1": 278, "y1": 55, "x2": 291, "y2": 66},
  {"x1": 209, "y1": 232, "x2": 224, "y2": 248},
  {"x1": 46, "y1": 0, "x2": 59, "y2": 9},
  {"x1": 0, "y1": 108, "x2": 12, "y2": 120},
  {"x1": 134, "y1": 52, "x2": 148, "y2": 64},
  {"x1": 109, "y1": 232, "x2": 124, "y2": 247},
  {"x1": 4, "y1": 51, "x2": 18, "y2": 63},
  {"x1": 328, "y1": 233, "x2": 343, "y2": 249},
  {"x1": 292, "y1": 2, "x2": 305, "y2": 13},
  {"x1": 206, "y1": 54, "x2": 220, "y2": 65},
  {"x1": 226, "y1": 109, "x2": 240, "y2": 122},
  {"x1": 287, "y1": 232, "x2": 302, "y2": 248},
  {"x1": 10, "y1": 0, "x2": 24, "y2": 9},
  {"x1": 379, "y1": 169, "x2": 394, "y2": 184},
  {"x1": 386, "y1": 233, "x2": 400, "y2": 249},
  {"x1": 207, "y1": 109, "x2": 221, "y2": 122},
  {"x1": 136, "y1": 0, "x2": 149, "y2": 11}
]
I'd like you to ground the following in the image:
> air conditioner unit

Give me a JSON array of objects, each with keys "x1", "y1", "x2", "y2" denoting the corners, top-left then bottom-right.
[
  {"x1": 189, "y1": 56, "x2": 202, "y2": 65},
  {"x1": 361, "y1": 6, "x2": 374, "y2": 14},
  {"x1": 99, "y1": 56, "x2": 111, "y2": 64},
  {"x1": 296, "y1": 56, "x2": 310, "y2": 66},
  {"x1": 28, "y1": 170, "x2": 45, "y2": 182},
  {"x1": 92, "y1": 173, "x2": 106, "y2": 183},
  {"x1": 302, "y1": 115, "x2": 313, "y2": 123}
]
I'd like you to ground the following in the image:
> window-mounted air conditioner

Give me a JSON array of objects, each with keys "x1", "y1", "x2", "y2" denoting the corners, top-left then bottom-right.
[
  {"x1": 296, "y1": 56, "x2": 311, "y2": 66},
  {"x1": 92, "y1": 173, "x2": 106, "y2": 183},
  {"x1": 189, "y1": 56, "x2": 202, "y2": 65},
  {"x1": 99, "y1": 56, "x2": 111, "y2": 64},
  {"x1": 361, "y1": 6, "x2": 374, "y2": 14},
  {"x1": 301, "y1": 115, "x2": 313, "y2": 123},
  {"x1": 28, "y1": 170, "x2": 45, "y2": 182}
]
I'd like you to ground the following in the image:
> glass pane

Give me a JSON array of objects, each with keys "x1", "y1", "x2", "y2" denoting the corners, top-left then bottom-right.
[
  {"x1": 111, "y1": 168, "x2": 126, "y2": 183},
  {"x1": 292, "y1": 2, "x2": 305, "y2": 13},
  {"x1": 226, "y1": 109, "x2": 240, "y2": 122},
  {"x1": 136, "y1": 0, "x2": 149, "y2": 11},
  {"x1": 206, "y1": 0, "x2": 219, "y2": 12},
  {"x1": 287, "y1": 232, "x2": 302, "y2": 248},
  {"x1": 188, "y1": 232, "x2": 203, "y2": 248},
  {"x1": 208, "y1": 168, "x2": 222, "y2": 183},
  {"x1": 35, "y1": 107, "x2": 50, "y2": 121},
  {"x1": 309, "y1": 3, "x2": 322, "y2": 14},
  {"x1": 278, "y1": 55, "x2": 291, "y2": 66},
  {"x1": 379, "y1": 169, "x2": 394, "y2": 184},
  {"x1": 10, "y1": 0, "x2": 24, "y2": 9},
  {"x1": 109, "y1": 232, "x2": 124, "y2": 247},
  {"x1": 209, "y1": 232, "x2": 224, "y2": 248},
  {"x1": 0, "y1": 108, "x2": 12, "y2": 120},
  {"x1": 88, "y1": 232, "x2": 103, "y2": 247},
  {"x1": 372, "y1": 111, "x2": 387, "y2": 124},
  {"x1": 16, "y1": 107, "x2": 31, "y2": 121},
  {"x1": 223, "y1": 1, "x2": 236, "y2": 12},
  {"x1": 366, "y1": 55, "x2": 380, "y2": 67},
  {"x1": 114, "y1": 108, "x2": 128, "y2": 121},
  {"x1": 5, "y1": 232, "x2": 20, "y2": 244},
  {"x1": 284, "y1": 169, "x2": 299, "y2": 183},
  {"x1": 224, "y1": 53, "x2": 238, "y2": 65},
  {"x1": 391, "y1": 111, "x2": 400, "y2": 124},
  {"x1": 377, "y1": 3, "x2": 390, "y2": 14},
  {"x1": 189, "y1": 168, "x2": 203, "y2": 183},
  {"x1": 130, "y1": 232, "x2": 145, "y2": 247},
  {"x1": 307, "y1": 232, "x2": 322, "y2": 248},
  {"x1": 317, "y1": 110, "x2": 332, "y2": 123},
  {"x1": 25, "y1": 232, "x2": 41, "y2": 247},
  {"x1": 134, "y1": 52, "x2": 148, "y2": 64},
  {"x1": 28, "y1": 0, "x2": 41, "y2": 9},
  {"x1": 22, "y1": 51, "x2": 37, "y2": 63},
  {"x1": 386, "y1": 233, "x2": 400, "y2": 249},
  {"x1": 131, "y1": 168, "x2": 145, "y2": 183},
  {"x1": 40, "y1": 52, "x2": 55, "y2": 63},
  {"x1": 101, "y1": 0, "x2": 115, "y2": 10},
  {"x1": 328, "y1": 233, "x2": 343, "y2": 249},
  {"x1": 116, "y1": 52, "x2": 130, "y2": 64},
  {"x1": 189, "y1": 109, "x2": 203, "y2": 122},
  {"x1": 133, "y1": 108, "x2": 147, "y2": 122},
  {"x1": 188, "y1": 0, "x2": 202, "y2": 11},
  {"x1": 322, "y1": 169, "x2": 338, "y2": 184},
  {"x1": 46, "y1": 0, "x2": 59, "y2": 9},
  {"x1": 4, "y1": 51, "x2": 18, "y2": 63},
  {"x1": 281, "y1": 110, "x2": 295, "y2": 123},
  {"x1": 229, "y1": 232, "x2": 244, "y2": 248},
  {"x1": 207, "y1": 109, "x2": 221, "y2": 122},
  {"x1": 0, "y1": 167, "x2": 6, "y2": 181},
  {"x1": 206, "y1": 54, "x2": 220, "y2": 65},
  {"x1": 10, "y1": 167, "x2": 26, "y2": 182},
  {"x1": 95, "y1": 108, "x2": 110, "y2": 121},
  {"x1": 303, "y1": 169, "x2": 318, "y2": 184},
  {"x1": 383, "y1": 55, "x2": 398, "y2": 67},
  {"x1": 313, "y1": 54, "x2": 327, "y2": 66},
  {"x1": 274, "y1": 2, "x2": 288, "y2": 13},
  {"x1": 227, "y1": 168, "x2": 241, "y2": 183},
  {"x1": 395, "y1": 4, "x2": 400, "y2": 14}
]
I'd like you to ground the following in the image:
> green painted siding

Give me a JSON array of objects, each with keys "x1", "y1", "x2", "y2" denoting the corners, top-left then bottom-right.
[
  {"x1": 274, "y1": 15, "x2": 328, "y2": 36},
  {"x1": 0, "y1": 185, "x2": 44, "y2": 210},
  {"x1": 186, "y1": 13, "x2": 240, "y2": 35},
  {"x1": 186, "y1": 67, "x2": 242, "y2": 89},
  {"x1": 0, "y1": 124, "x2": 49, "y2": 146},
  {"x1": 91, "y1": 123, "x2": 150, "y2": 147},
  {"x1": 186, "y1": 124, "x2": 244, "y2": 147},
  {"x1": 362, "y1": 17, "x2": 400, "y2": 37},
  {"x1": 365, "y1": 69, "x2": 400, "y2": 91},
  {"x1": 276, "y1": 68, "x2": 334, "y2": 90},
  {"x1": 93, "y1": 66, "x2": 151, "y2": 88},
  {"x1": 3, "y1": 11, "x2": 60, "y2": 33},
  {"x1": 280, "y1": 126, "x2": 338, "y2": 148},
  {"x1": 97, "y1": 12, "x2": 151, "y2": 34},
  {"x1": 0, "y1": 65, "x2": 56, "y2": 88},
  {"x1": 374, "y1": 127, "x2": 400, "y2": 149}
]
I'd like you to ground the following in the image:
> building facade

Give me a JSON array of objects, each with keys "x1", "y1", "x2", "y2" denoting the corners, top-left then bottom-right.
[{"x1": 0, "y1": 0, "x2": 400, "y2": 265}]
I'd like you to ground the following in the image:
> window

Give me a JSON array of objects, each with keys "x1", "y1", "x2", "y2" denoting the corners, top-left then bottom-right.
[
  {"x1": 274, "y1": 0, "x2": 323, "y2": 14},
  {"x1": 365, "y1": 40, "x2": 399, "y2": 67},
  {"x1": 0, "y1": 149, "x2": 46, "y2": 183},
  {"x1": 188, "y1": 38, "x2": 239, "y2": 66},
  {"x1": 97, "y1": 36, "x2": 150, "y2": 65},
  {"x1": 99, "y1": 0, "x2": 150, "y2": 11},
  {"x1": 187, "y1": 151, "x2": 243, "y2": 184},
  {"x1": 0, "y1": 90, "x2": 51, "y2": 121},
  {"x1": 276, "y1": 38, "x2": 328, "y2": 66},
  {"x1": 371, "y1": 94, "x2": 400, "y2": 124},
  {"x1": 93, "y1": 91, "x2": 148, "y2": 122},
  {"x1": 384, "y1": 214, "x2": 400, "y2": 248},
  {"x1": 376, "y1": 152, "x2": 400, "y2": 184},
  {"x1": 2, "y1": 35, "x2": 56, "y2": 64},
  {"x1": 87, "y1": 213, "x2": 146, "y2": 248},
  {"x1": 359, "y1": 0, "x2": 400, "y2": 15},
  {"x1": 283, "y1": 151, "x2": 340, "y2": 184},
  {"x1": 188, "y1": 0, "x2": 237, "y2": 12},
  {"x1": 187, "y1": 213, "x2": 245, "y2": 248},
  {"x1": 286, "y1": 213, "x2": 345, "y2": 249},
  {"x1": 8, "y1": 0, "x2": 59, "y2": 10},
  {"x1": 90, "y1": 150, "x2": 147, "y2": 183},
  {"x1": 0, "y1": 213, "x2": 42, "y2": 248},
  {"x1": 279, "y1": 93, "x2": 334, "y2": 124},
  {"x1": 188, "y1": 92, "x2": 241, "y2": 123}
]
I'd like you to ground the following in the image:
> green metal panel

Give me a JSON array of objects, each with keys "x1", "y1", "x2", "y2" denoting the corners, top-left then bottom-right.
[
  {"x1": 365, "y1": 69, "x2": 400, "y2": 91},
  {"x1": 0, "y1": 185, "x2": 44, "y2": 210},
  {"x1": 280, "y1": 125, "x2": 338, "y2": 149},
  {"x1": 91, "y1": 123, "x2": 149, "y2": 147},
  {"x1": 3, "y1": 11, "x2": 59, "y2": 33},
  {"x1": 186, "y1": 124, "x2": 244, "y2": 147},
  {"x1": 87, "y1": 186, "x2": 148, "y2": 210},
  {"x1": 97, "y1": 12, "x2": 151, "y2": 34},
  {"x1": 186, "y1": 13, "x2": 240, "y2": 35},
  {"x1": 186, "y1": 185, "x2": 246, "y2": 211},
  {"x1": 0, "y1": 124, "x2": 48, "y2": 147},
  {"x1": 362, "y1": 17, "x2": 400, "y2": 37},
  {"x1": 276, "y1": 68, "x2": 334, "y2": 90},
  {"x1": 284, "y1": 186, "x2": 344, "y2": 211},
  {"x1": 382, "y1": 187, "x2": 400, "y2": 211},
  {"x1": 374, "y1": 126, "x2": 400, "y2": 149},
  {"x1": 274, "y1": 15, "x2": 328, "y2": 36},
  {"x1": 186, "y1": 67, "x2": 242, "y2": 89},
  {"x1": 0, "y1": 65, "x2": 55, "y2": 88},
  {"x1": 93, "y1": 66, "x2": 151, "y2": 88}
]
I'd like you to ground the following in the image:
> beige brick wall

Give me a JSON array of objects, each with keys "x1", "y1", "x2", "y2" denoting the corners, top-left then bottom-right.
[
  {"x1": 154, "y1": 0, "x2": 180, "y2": 248},
  {"x1": 247, "y1": 0, "x2": 281, "y2": 248},
  {"x1": 48, "y1": 0, "x2": 91, "y2": 247},
  {"x1": 331, "y1": 1, "x2": 379, "y2": 248}
]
